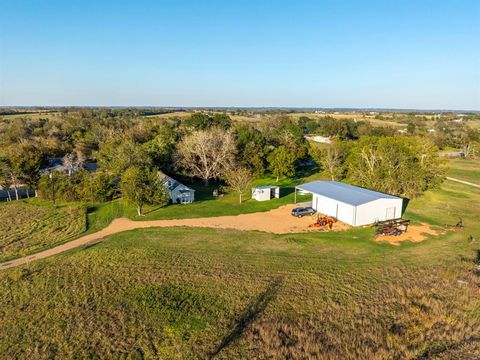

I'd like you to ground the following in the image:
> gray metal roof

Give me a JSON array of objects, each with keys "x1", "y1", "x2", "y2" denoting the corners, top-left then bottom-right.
[
  {"x1": 253, "y1": 185, "x2": 278, "y2": 190},
  {"x1": 158, "y1": 172, "x2": 195, "y2": 192},
  {"x1": 296, "y1": 181, "x2": 400, "y2": 206}
]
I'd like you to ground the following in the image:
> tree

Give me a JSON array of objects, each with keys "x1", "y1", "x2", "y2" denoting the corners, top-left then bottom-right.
[
  {"x1": 62, "y1": 152, "x2": 77, "y2": 176},
  {"x1": 97, "y1": 136, "x2": 152, "y2": 176},
  {"x1": 0, "y1": 155, "x2": 21, "y2": 200},
  {"x1": 407, "y1": 122, "x2": 416, "y2": 135},
  {"x1": 267, "y1": 146, "x2": 296, "y2": 182},
  {"x1": 310, "y1": 143, "x2": 346, "y2": 181},
  {"x1": 0, "y1": 158, "x2": 13, "y2": 201},
  {"x1": 345, "y1": 136, "x2": 446, "y2": 198},
  {"x1": 175, "y1": 127, "x2": 236, "y2": 186},
  {"x1": 224, "y1": 166, "x2": 253, "y2": 203},
  {"x1": 184, "y1": 112, "x2": 232, "y2": 130},
  {"x1": 120, "y1": 167, "x2": 169, "y2": 216},
  {"x1": 235, "y1": 125, "x2": 267, "y2": 176},
  {"x1": 143, "y1": 125, "x2": 177, "y2": 171}
]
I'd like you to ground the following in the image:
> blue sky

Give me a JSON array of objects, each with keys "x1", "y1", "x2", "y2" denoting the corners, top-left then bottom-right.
[{"x1": 0, "y1": 0, "x2": 479, "y2": 109}]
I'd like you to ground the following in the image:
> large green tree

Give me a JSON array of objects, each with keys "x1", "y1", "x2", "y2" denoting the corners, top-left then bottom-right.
[
  {"x1": 183, "y1": 112, "x2": 232, "y2": 130},
  {"x1": 143, "y1": 125, "x2": 177, "y2": 171},
  {"x1": 267, "y1": 146, "x2": 296, "y2": 183},
  {"x1": 235, "y1": 125, "x2": 267, "y2": 176},
  {"x1": 346, "y1": 136, "x2": 446, "y2": 198},
  {"x1": 97, "y1": 136, "x2": 152, "y2": 176},
  {"x1": 120, "y1": 167, "x2": 169, "y2": 216}
]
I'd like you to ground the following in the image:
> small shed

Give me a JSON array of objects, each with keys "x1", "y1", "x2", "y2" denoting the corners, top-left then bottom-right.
[
  {"x1": 295, "y1": 181, "x2": 403, "y2": 226},
  {"x1": 252, "y1": 186, "x2": 280, "y2": 201}
]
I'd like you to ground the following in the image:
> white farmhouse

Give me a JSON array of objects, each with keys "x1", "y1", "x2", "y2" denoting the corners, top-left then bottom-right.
[
  {"x1": 295, "y1": 181, "x2": 403, "y2": 226},
  {"x1": 158, "y1": 172, "x2": 195, "y2": 204}
]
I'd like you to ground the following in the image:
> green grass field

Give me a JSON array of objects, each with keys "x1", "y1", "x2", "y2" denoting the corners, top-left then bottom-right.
[
  {"x1": 0, "y1": 161, "x2": 479, "y2": 358},
  {"x1": 0, "y1": 202, "x2": 86, "y2": 262},
  {"x1": 86, "y1": 173, "x2": 316, "y2": 228},
  {"x1": 447, "y1": 159, "x2": 480, "y2": 185}
]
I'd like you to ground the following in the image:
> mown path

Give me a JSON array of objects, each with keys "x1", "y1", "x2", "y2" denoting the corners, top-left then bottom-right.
[{"x1": 446, "y1": 177, "x2": 480, "y2": 189}]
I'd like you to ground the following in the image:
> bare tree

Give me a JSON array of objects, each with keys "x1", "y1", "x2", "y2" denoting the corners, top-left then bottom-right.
[
  {"x1": 175, "y1": 127, "x2": 236, "y2": 186},
  {"x1": 323, "y1": 146, "x2": 343, "y2": 181},
  {"x1": 225, "y1": 166, "x2": 253, "y2": 203},
  {"x1": 63, "y1": 153, "x2": 77, "y2": 176}
]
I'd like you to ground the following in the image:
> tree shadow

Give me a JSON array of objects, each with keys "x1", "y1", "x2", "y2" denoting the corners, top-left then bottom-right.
[{"x1": 208, "y1": 277, "x2": 283, "y2": 359}]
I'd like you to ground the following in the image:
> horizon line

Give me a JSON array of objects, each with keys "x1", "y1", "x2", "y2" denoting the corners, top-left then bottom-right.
[{"x1": 1, "y1": 105, "x2": 479, "y2": 113}]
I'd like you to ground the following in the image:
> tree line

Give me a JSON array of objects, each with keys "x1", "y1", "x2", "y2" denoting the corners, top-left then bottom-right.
[{"x1": 0, "y1": 110, "x2": 452, "y2": 212}]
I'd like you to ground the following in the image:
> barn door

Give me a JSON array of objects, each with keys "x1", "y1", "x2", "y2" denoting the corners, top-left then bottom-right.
[{"x1": 386, "y1": 207, "x2": 396, "y2": 219}]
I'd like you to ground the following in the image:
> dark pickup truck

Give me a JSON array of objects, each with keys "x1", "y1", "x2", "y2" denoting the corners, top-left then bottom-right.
[{"x1": 291, "y1": 206, "x2": 316, "y2": 217}]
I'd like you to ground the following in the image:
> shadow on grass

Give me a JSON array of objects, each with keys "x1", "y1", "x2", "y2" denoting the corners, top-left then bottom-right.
[{"x1": 208, "y1": 277, "x2": 283, "y2": 359}]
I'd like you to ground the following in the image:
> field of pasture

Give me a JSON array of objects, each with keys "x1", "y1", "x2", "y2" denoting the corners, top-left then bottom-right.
[
  {"x1": 0, "y1": 202, "x2": 86, "y2": 262},
  {"x1": 0, "y1": 160, "x2": 478, "y2": 358}
]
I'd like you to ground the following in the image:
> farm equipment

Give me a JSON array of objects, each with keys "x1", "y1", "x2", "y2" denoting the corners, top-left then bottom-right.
[
  {"x1": 445, "y1": 218, "x2": 464, "y2": 230},
  {"x1": 375, "y1": 219, "x2": 410, "y2": 237},
  {"x1": 309, "y1": 215, "x2": 337, "y2": 231}
]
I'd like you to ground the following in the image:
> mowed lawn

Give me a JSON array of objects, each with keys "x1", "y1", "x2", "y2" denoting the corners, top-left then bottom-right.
[
  {"x1": 0, "y1": 178, "x2": 479, "y2": 359},
  {"x1": 447, "y1": 158, "x2": 480, "y2": 185},
  {"x1": 0, "y1": 202, "x2": 86, "y2": 262},
  {"x1": 86, "y1": 173, "x2": 315, "y2": 229}
]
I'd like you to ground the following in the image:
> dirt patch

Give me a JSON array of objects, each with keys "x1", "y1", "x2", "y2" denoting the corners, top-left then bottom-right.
[
  {"x1": 374, "y1": 223, "x2": 441, "y2": 246},
  {"x1": 110, "y1": 204, "x2": 351, "y2": 235}
]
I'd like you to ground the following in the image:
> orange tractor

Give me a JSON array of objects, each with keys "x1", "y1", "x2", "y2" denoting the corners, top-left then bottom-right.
[{"x1": 309, "y1": 215, "x2": 337, "y2": 231}]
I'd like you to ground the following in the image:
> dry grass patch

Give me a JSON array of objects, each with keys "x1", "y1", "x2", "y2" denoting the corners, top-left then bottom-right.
[{"x1": 0, "y1": 201, "x2": 86, "y2": 261}]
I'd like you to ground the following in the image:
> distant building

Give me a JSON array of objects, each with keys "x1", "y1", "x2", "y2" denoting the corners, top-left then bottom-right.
[
  {"x1": 158, "y1": 172, "x2": 195, "y2": 204},
  {"x1": 440, "y1": 151, "x2": 465, "y2": 158},
  {"x1": 40, "y1": 157, "x2": 98, "y2": 175},
  {"x1": 305, "y1": 135, "x2": 333, "y2": 144}
]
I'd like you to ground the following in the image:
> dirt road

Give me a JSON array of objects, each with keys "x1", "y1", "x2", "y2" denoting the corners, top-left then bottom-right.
[{"x1": 0, "y1": 205, "x2": 349, "y2": 270}]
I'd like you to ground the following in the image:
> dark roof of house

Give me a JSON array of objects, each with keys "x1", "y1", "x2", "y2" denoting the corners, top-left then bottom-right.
[
  {"x1": 158, "y1": 172, "x2": 195, "y2": 192},
  {"x1": 296, "y1": 181, "x2": 400, "y2": 206},
  {"x1": 41, "y1": 158, "x2": 98, "y2": 173}
]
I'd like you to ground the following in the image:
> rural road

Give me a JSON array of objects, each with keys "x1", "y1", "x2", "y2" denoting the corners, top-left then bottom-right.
[
  {"x1": 446, "y1": 177, "x2": 480, "y2": 189},
  {"x1": 0, "y1": 205, "x2": 338, "y2": 271}
]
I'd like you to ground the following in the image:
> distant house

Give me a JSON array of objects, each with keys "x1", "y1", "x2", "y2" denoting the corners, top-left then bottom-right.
[
  {"x1": 40, "y1": 158, "x2": 98, "y2": 175},
  {"x1": 452, "y1": 118, "x2": 464, "y2": 123},
  {"x1": 305, "y1": 135, "x2": 332, "y2": 144},
  {"x1": 158, "y1": 172, "x2": 195, "y2": 204},
  {"x1": 440, "y1": 151, "x2": 465, "y2": 158}
]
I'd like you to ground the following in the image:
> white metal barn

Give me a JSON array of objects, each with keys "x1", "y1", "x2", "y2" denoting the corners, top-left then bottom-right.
[
  {"x1": 252, "y1": 186, "x2": 280, "y2": 201},
  {"x1": 295, "y1": 181, "x2": 403, "y2": 226}
]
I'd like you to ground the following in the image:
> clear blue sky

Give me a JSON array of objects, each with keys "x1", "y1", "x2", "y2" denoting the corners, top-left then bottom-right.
[{"x1": 1, "y1": 0, "x2": 479, "y2": 109}]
